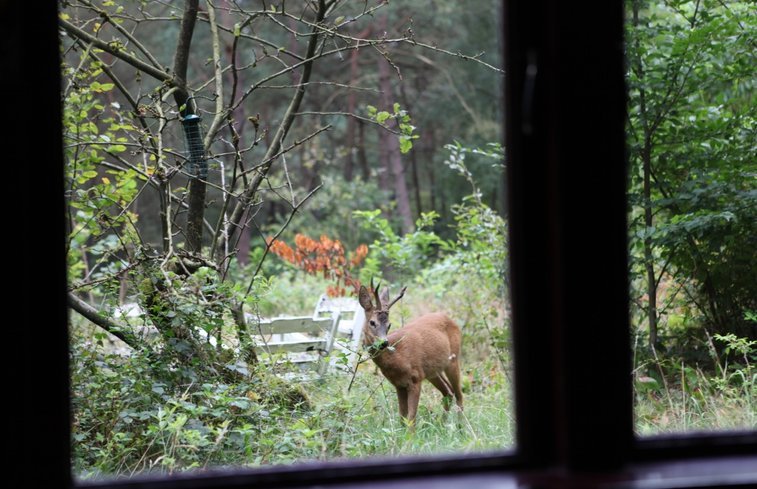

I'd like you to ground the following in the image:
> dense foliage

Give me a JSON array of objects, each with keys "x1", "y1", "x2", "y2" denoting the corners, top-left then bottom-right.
[
  {"x1": 626, "y1": 0, "x2": 756, "y2": 428},
  {"x1": 627, "y1": 0, "x2": 755, "y2": 345}
]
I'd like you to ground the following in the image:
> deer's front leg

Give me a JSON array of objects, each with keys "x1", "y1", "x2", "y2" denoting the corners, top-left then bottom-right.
[
  {"x1": 395, "y1": 386, "x2": 409, "y2": 420},
  {"x1": 405, "y1": 382, "x2": 422, "y2": 426}
]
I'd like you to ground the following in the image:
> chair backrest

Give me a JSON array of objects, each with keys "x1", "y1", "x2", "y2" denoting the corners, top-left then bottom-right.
[
  {"x1": 246, "y1": 295, "x2": 364, "y2": 379},
  {"x1": 312, "y1": 295, "x2": 364, "y2": 372}
]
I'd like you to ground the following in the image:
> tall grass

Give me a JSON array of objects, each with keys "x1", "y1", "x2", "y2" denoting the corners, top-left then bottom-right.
[
  {"x1": 635, "y1": 360, "x2": 756, "y2": 434},
  {"x1": 300, "y1": 357, "x2": 515, "y2": 461}
]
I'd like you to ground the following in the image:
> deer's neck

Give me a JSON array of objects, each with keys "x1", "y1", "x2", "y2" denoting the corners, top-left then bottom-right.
[{"x1": 363, "y1": 328, "x2": 405, "y2": 365}]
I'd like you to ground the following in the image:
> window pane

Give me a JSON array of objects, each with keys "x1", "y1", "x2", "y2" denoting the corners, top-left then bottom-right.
[
  {"x1": 626, "y1": 0, "x2": 756, "y2": 434},
  {"x1": 61, "y1": 0, "x2": 512, "y2": 479}
]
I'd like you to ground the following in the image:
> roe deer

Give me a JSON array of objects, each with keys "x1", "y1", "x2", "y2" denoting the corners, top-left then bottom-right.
[{"x1": 358, "y1": 281, "x2": 463, "y2": 426}]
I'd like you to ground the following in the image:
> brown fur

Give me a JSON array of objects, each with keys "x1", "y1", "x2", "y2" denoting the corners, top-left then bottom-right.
[{"x1": 359, "y1": 284, "x2": 463, "y2": 426}]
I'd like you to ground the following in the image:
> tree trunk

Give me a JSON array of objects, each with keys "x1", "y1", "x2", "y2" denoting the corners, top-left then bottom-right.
[
  {"x1": 236, "y1": 209, "x2": 251, "y2": 266},
  {"x1": 357, "y1": 120, "x2": 370, "y2": 180},
  {"x1": 400, "y1": 83, "x2": 422, "y2": 217},
  {"x1": 344, "y1": 47, "x2": 359, "y2": 181},
  {"x1": 632, "y1": 0, "x2": 658, "y2": 349},
  {"x1": 410, "y1": 144, "x2": 422, "y2": 218},
  {"x1": 345, "y1": 27, "x2": 373, "y2": 182},
  {"x1": 642, "y1": 142, "x2": 658, "y2": 348},
  {"x1": 186, "y1": 177, "x2": 207, "y2": 253},
  {"x1": 172, "y1": 0, "x2": 205, "y2": 254},
  {"x1": 377, "y1": 31, "x2": 413, "y2": 234}
]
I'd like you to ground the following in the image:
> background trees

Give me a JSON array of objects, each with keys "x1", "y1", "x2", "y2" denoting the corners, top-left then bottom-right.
[
  {"x1": 627, "y1": 0, "x2": 756, "y2": 351},
  {"x1": 62, "y1": 0, "x2": 503, "y2": 379},
  {"x1": 626, "y1": 0, "x2": 756, "y2": 432}
]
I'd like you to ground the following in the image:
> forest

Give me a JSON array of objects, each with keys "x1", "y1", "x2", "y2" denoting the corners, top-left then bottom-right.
[{"x1": 60, "y1": 0, "x2": 754, "y2": 478}]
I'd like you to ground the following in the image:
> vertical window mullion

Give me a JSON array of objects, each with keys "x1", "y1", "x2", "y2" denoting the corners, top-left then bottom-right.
[
  {"x1": 506, "y1": 0, "x2": 633, "y2": 471},
  {"x1": 548, "y1": 1, "x2": 633, "y2": 470},
  {"x1": 504, "y1": 0, "x2": 561, "y2": 467}
]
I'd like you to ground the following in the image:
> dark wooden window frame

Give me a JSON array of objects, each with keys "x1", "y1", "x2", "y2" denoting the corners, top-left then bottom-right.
[{"x1": 12, "y1": 1, "x2": 756, "y2": 488}]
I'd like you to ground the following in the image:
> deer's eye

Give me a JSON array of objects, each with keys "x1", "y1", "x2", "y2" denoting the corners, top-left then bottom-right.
[{"x1": 369, "y1": 320, "x2": 376, "y2": 327}]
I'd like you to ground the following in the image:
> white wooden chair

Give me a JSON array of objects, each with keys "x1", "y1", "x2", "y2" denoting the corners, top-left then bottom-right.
[{"x1": 247, "y1": 295, "x2": 364, "y2": 379}]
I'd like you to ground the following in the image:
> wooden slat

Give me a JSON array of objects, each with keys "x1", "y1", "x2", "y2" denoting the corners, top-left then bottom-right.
[
  {"x1": 256, "y1": 352, "x2": 321, "y2": 365},
  {"x1": 254, "y1": 339, "x2": 327, "y2": 354},
  {"x1": 250, "y1": 316, "x2": 331, "y2": 335},
  {"x1": 246, "y1": 297, "x2": 363, "y2": 378}
]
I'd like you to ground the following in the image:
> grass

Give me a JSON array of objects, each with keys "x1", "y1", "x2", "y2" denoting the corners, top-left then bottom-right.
[
  {"x1": 69, "y1": 311, "x2": 515, "y2": 477},
  {"x1": 298, "y1": 358, "x2": 515, "y2": 461},
  {"x1": 634, "y1": 365, "x2": 756, "y2": 435},
  {"x1": 70, "y1": 319, "x2": 755, "y2": 479}
]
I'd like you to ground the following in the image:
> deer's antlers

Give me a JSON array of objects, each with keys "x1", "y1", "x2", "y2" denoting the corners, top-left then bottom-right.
[{"x1": 370, "y1": 278, "x2": 406, "y2": 311}]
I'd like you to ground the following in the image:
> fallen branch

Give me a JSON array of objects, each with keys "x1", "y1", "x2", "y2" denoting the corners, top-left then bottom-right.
[{"x1": 68, "y1": 292, "x2": 140, "y2": 349}]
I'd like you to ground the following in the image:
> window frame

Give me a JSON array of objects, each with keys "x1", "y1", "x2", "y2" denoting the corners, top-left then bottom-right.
[{"x1": 14, "y1": 0, "x2": 757, "y2": 488}]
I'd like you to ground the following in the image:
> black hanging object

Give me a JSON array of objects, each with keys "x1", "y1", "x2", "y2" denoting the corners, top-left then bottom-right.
[{"x1": 181, "y1": 113, "x2": 207, "y2": 179}]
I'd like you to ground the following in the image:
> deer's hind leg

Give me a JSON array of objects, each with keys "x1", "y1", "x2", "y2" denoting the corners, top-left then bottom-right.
[
  {"x1": 428, "y1": 375, "x2": 455, "y2": 412},
  {"x1": 444, "y1": 360, "x2": 464, "y2": 411}
]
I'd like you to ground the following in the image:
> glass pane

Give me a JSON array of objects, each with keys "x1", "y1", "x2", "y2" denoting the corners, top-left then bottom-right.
[
  {"x1": 61, "y1": 0, "x2": 512, "y2": 479},
  {"x1": 626, "y1": 0, "x2": 756, "y2": 434}
]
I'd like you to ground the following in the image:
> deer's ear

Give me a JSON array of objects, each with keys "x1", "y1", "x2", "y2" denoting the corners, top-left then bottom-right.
[
  {"x1": 379, "y1": 286, "x2": 390, "y2": 305},
  {"x1": 358, "y1": 285, "x2": 373, "y2": 311}
]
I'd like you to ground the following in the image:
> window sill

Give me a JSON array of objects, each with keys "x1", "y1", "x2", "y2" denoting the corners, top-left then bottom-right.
[{"x1": 77, "y1": 453, "x2": 757, "y2": 489}]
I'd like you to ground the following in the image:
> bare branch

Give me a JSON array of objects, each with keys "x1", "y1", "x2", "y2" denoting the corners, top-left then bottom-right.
[
  {"x1": 406, "y1": 40, "x2": 504, "y2": 75},
  {"x1": 78, "y1": 0, "x2": 166, "y2": 70},
  {"x1": 295, "y1": 111, "x2": 401, "y2": 134},
  {"x1": 211, "y1": 16, "x2": 305, "y2": 62},
  {"x1": 244, "y1": 184, "x2": 323, "y2": 297},
  {"x1": 277, "y1": 6, "x2": 505, "y2": 74},
  {"x1": 59, "y1": 18, "x2": 172, "y2": 84},
  {"x1": 216, "y1": 0, "x2": 328, "y2": 254},
  {"x1": 239, "y1": 125, "x2": 333, "y2": 178},
  {"x1": 210, "y1": 117, "x2": 244, "y2": 262},
  {"x1": 172, "y1": 0, "x2": 199, "y2": 112},
  {"x1": 258, "y1": 81, "x2": 380, "y2": 93},
  {"x1": 68, "y1": 292, "x2": 141, "y2": 349},
  {"x1": 203, "y1": 0, "x2": 227, "y2": 147}
]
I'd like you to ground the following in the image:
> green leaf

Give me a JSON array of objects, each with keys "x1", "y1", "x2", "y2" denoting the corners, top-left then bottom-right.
[
  {"x1": 399, "y1": 136, "x2": 413, "y2": 154},
  {"x1": 90, "y1": 82, "x2": 114, "y2": 93},
  {"x1": 376, "y1": 111, "x2": 391, "y2": 124}
]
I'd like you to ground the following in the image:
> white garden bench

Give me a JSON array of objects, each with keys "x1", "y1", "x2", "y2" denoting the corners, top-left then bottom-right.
[{"x1": 247, "y1": 295, "x2": 365, "y2": 379}]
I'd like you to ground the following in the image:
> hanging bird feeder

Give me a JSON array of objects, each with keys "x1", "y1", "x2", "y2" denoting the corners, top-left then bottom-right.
[{"x1": 181, "y1": 113, "x2": 207, "y2": 179}]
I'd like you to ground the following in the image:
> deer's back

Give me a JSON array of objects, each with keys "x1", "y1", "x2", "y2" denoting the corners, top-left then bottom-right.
[
  {"x1": 394, "y1": 312, "x2": 460, "y2": 349},
  {"x1": 377, "y1": 313, "x2": 461, "y2": 386}
]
